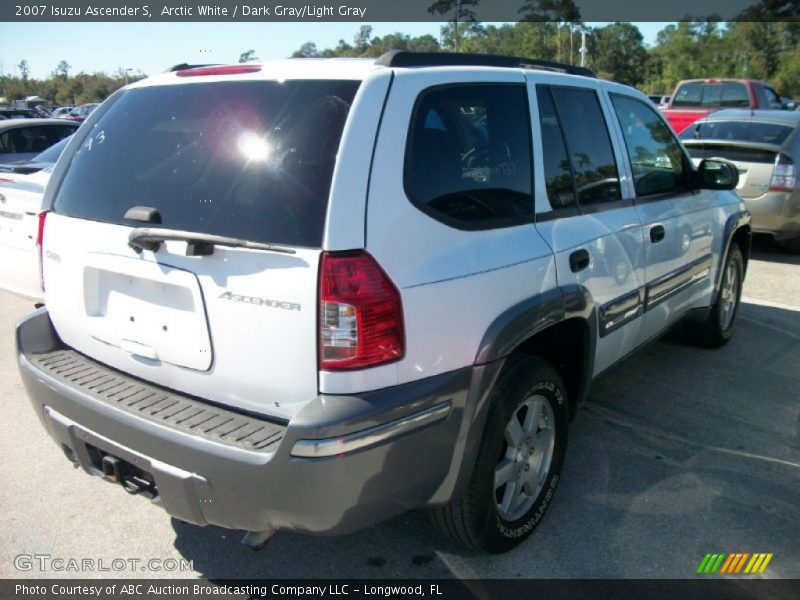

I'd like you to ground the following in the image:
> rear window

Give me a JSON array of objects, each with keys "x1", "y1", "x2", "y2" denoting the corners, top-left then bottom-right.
[
  {"x1": 54, "y1": 80, "x2": 360, "y2": 247},
  {"x1": 672, "y1": 82, "x2": 750, "y2": 108},
  {"x1": 680, "y1": 120, "x2": 793, "y2": 145},
  {"x1": 32, "y1": 135, "x2": 72, "y2": 163}
]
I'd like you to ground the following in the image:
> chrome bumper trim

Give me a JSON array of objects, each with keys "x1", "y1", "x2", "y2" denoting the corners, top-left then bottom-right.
[{"x1": 290, "y1": 401, "x2": 451, "y2": 458}]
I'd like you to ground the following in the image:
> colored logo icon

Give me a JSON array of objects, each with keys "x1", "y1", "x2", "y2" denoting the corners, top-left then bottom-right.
[{"x1": 697, "y1": 553, "x2": 773, "y2": 574}]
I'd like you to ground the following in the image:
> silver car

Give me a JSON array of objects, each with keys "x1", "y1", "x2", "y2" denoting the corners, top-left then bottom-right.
[{"x1": 681, "y1": 110, "x2": 800, "y2": 252}]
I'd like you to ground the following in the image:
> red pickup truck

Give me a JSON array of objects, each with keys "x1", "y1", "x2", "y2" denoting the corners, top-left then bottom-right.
[{"x1": 662, "y1": 78, "x2": 783, "y2": 133}]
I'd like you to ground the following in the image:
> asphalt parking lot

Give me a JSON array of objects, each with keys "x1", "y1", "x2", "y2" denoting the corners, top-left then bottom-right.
[{"x1": 0, "y1": 239, "x2": 798, "y2": 580}]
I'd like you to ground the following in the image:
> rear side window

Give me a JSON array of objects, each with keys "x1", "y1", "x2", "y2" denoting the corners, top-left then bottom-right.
[
  {"x1": 762, "y1": 86, "x2": 783, "y2": 109},
  {"x1": 0, "y1": 124, "x2": 74, "y2": 154},
  {"x1": 405, "y1": 85, "x2": 533, "y2": 229},
  {"x1": 537, "y1": 85, "x2": 621, "y2": 210},
  {"x1": 611, "y1": 95, "x2": 688, "y2": 197},
  {"x1": 54, "y1": 80, "x2": 360, "y2": 248},
  {"x1": 680, "y1": 120, "x2": 792, "y2": 145}
]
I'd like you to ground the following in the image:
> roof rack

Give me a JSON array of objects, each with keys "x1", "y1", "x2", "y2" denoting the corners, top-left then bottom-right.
[
  {"x1": 375, "y1": 50, "x2": 596, "y2": 78},
  {"x1": 164, "y1": 63, "x2": 220, "y2": 73}
]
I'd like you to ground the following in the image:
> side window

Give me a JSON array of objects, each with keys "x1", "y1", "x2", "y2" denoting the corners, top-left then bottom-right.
[
  {"x1": 405, "y1": 85, "x2": 533, "y2": 229},
  {"x1": 547, "y1": 86, "x2": 621, "y2": 207},
  {"x1": 0, "y1": 131, "x2": 10, "y2": 153},
  {"x1": 763, "y1": 86, "x2": 783, "y2": 109},
  {"x1": 611, "y1": 95, "x2": 688, "y2": 197},
  {"x1": 536, "y1": 87, "x2": 576, "y2": 209}
]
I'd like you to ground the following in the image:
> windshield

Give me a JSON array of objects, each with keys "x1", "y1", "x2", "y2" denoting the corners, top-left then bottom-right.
[
  {"x1": 54, "y1": 79, "x2": 360, "y2": 247},
  {"x1": 32, "y1": 135, "x2": 72, "y2": 163}
]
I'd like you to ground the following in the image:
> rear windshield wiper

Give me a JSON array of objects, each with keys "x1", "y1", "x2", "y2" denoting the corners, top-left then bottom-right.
[{"x1": 128, "y1": 228, "x2": 297, "y2": 256}]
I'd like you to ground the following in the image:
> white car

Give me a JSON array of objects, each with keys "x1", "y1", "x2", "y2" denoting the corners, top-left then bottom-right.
[
  {"x1": 0, "y1": 166, "x2": 50, "y2": 300},
  {"x1": 12, "y1": 53, "x2": 750, "y2": 553},
  {"x1": 50, "y1": 106, "x2": 75, "y2": 119}
]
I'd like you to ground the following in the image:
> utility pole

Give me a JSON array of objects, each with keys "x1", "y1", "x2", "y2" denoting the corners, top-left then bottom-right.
[
  {"x1": 570, "y1": 25, "x2": 574, "y2": 65},
  {"x1": 454, "y1": 0, "x2": 460, "y2": 52},
  {"x1": 577, "y1": 26, "x2": 589, "y2": 68}
]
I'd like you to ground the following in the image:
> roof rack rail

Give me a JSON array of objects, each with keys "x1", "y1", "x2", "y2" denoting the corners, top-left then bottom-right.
[
  {"x1": 164, "y1": 63, "x2": 220, "y2": 73},
  {"x1": 375, "y1": 50, "x2": 596, "y2": 78}
]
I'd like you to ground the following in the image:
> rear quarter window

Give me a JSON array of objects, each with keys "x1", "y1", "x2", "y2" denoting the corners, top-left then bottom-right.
[
  {"x1": 404, "y1": 84, "x2": 534, "y2": 230},
  {"x1": 53, "y1": 80, "x2": 360, "y2": 248}
]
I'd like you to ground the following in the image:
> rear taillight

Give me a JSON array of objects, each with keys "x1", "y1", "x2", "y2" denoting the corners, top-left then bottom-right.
[
  {"x1": 36, "y1": 211, "x2": 47, "y2": 292},
  {"x1": 769, "y1": 155, "x2": 796, "y2": 192},
  {"x1": 176, "y1": 65, "x2": 261, "y2": 77},
  {"x1": 319, "y1": 252, "x2": 404, "y2": 371}
]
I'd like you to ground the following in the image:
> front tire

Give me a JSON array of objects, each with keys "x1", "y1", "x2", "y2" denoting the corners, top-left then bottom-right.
[
  {"x1": 430, "y1": 356, "x2": 569, "y2": 553},
  {"x1": 685, "y1": 243, "x2": 744, "y2": 348}
]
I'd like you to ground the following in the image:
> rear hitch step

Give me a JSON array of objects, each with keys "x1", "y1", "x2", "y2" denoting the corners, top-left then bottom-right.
[{"x1": 241, "y1": 528, "x2": 276, "y2": 551}]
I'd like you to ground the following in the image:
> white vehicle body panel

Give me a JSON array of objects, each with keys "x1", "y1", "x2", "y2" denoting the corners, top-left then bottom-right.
[
  {"x1": 324, "y1": 68, "x2": 557, "y2": 395},
  {"x1": 43, "y1": 215, "x2": 321, "y2": 420},
  {"x1": 0, "y1": 168, "x2": 49, "y2": 301}
]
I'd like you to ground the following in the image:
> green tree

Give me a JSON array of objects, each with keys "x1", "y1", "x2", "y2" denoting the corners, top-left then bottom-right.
[
  {"x1": 56, "y1": 60, "x2": 71, "y2": 79},
  {"x1": 428, "y1": 0, "x2": 481, "y2": 51},
  {"x1": 238, "y1": 50, "x2": 258, "y2": 63},
  {"x1": 590, "y1": 23, "x2": 648, "y2": 86},
  {"x1": 17, "y1": 60, "x2": 30, "y2": 81},
  {"x1": 291, "y1": 42, "x2": 319, "y2": 58}
]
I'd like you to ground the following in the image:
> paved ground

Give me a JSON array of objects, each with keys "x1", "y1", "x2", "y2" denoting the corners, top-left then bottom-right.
[{"x1": 0, "y1": 238, "x2": 797, "y2": 579}]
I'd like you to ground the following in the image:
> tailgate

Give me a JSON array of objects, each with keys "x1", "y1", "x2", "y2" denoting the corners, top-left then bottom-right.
[{"x1": 44, "y1": 215, "x2": 320, "y2": 419}]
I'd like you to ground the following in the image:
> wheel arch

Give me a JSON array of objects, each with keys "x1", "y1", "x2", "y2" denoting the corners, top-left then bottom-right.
[
  {"x1": 434, "y1": 287, "x2": 596, "y2": 504},
  {"x1": 714, "y1": 210, "x2": 751, "y2": 303}
]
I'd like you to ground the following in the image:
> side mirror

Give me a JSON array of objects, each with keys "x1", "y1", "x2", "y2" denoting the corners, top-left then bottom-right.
[{"x1": 697, "y1": 159, "x2": 739, "y2": 190}]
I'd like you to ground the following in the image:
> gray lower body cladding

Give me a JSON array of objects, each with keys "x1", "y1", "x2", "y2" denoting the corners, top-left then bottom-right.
[{"x1": 16, "y1": 308, "x2": 481, "y2": 536}]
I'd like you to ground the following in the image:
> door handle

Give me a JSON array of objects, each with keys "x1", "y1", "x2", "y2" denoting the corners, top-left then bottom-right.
[
  {"x1": 650, "y1": 225, "x2": 666, "y2": 243},
  {"x1": 569, "y1": 249, "x2": 590, "y2": 273}
]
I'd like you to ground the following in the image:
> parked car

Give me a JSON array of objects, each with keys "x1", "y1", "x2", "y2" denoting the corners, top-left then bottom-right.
[
  {"x1": 50, "y1": 106, "x2": 75, "y2": 119},
  {"x1": 681, "y1": 109, "x2": 799, "y2": 252},
  {"x1": 66, "y1": 103, "x2": 101, "y2": 122},
  {"x1": 662, "y1": 78, "x2": 783, "y2": 133},
  {"x1": 0, "y1": 135, "x2": 73, "y2": 175},
  {"x1": 11, "y1": 52, "x2": 749, "y2": 554},
  {"x1": 0, "y1": 108, "x2": 41, "y2": 120},
  {"x1": 648, "y1": 94, "x2": 670, "y2": 108},
  {"x1": 0, "y1": 119, "x2": 79, "y2": 163},
  {"x1": 0, "y1": 165, "x2": 51, "y2": 300}
]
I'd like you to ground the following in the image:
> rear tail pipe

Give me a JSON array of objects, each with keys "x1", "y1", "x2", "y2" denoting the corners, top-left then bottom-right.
[{"x1": 241, "y1": 528, "x2": 276, "y2": 551}]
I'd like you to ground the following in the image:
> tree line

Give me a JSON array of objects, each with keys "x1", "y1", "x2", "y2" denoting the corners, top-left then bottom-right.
[
  {"x1": 0, "y1": 61, "x2": 145, "y2": 107},
  {"x1": 290, "y1": 21, "x2": 799, "y2": 97}
]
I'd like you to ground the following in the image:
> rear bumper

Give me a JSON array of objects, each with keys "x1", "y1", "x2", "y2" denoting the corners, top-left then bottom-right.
[
  {"x1": 746, "y1": 190, "x2": 800, "y2": 240},
  {"x1": 17, "y1": 308, "x2": 486, "y2": 536}
]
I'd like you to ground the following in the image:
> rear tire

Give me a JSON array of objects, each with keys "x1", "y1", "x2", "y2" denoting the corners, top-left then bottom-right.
[
  {"x1": 685, "y1": 243, "x2": 743, "y2": 348},
  {"x1": 430, "y1": 356, "x2": 569, "y2": 553}
]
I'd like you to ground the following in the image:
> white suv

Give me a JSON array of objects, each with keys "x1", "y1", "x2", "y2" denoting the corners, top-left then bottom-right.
[{"x1": 15, "y1": 52, "x2": 750, "y2": 553}]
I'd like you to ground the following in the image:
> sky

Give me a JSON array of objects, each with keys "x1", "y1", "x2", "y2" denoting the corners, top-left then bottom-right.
[{"x1": 0, "y1": 21, "x2": 670, "y2": 80}]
